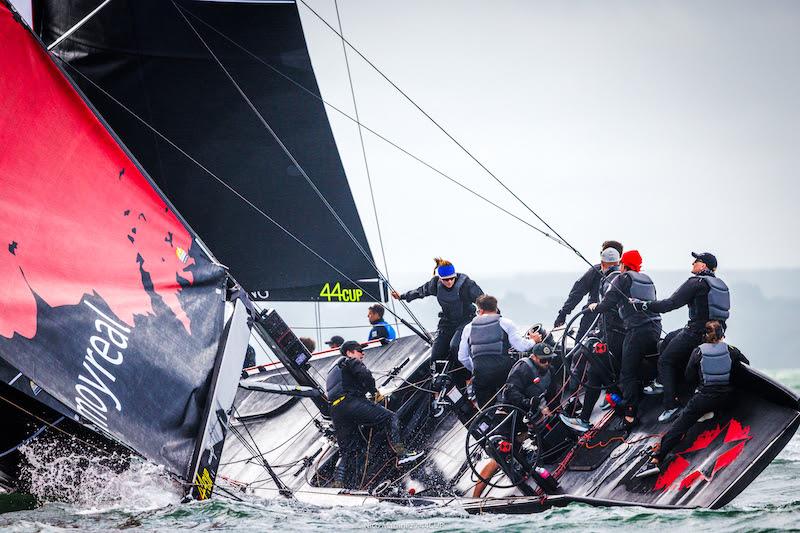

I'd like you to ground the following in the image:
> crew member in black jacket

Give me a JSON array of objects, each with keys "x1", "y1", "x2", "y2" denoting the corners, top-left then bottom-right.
[
  {"x1": 326, "y1": 341, "x2": 423, "y2": 489},
  {"x1": 642, "y1": 321, "x2": 748, "y2": 474},
  {"x1": 584, "y1": 250, "x2": 661, "y2": 427},
  {"x1": 555, "y1": 241, "x2": 624, "y2": 407},
  {"x1": 641, "y1": 252, "x2": 731, "y2": 423},
  {"x1": 392, "y1": 258, "x2": 483, "y2": 367}
]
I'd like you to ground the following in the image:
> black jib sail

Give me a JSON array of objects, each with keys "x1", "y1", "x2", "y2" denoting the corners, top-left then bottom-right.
[
  {"x1": 0, "y1": 2, "x2": 244, "y2": 497},
  {"x1": 34, "y1": 0, "x2": 383, "y2": 303}
]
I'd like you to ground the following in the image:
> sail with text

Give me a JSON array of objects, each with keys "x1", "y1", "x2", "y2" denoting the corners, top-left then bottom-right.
[
  {"x1": 35, "y1": 0, "x2": 385, "y2": 304},
  {"x1": 0, "y1": 1, "x2": 244, "y2": 497}
]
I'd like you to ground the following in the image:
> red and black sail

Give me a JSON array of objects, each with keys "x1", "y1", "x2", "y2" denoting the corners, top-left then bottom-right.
[{"x1": 0, "y1": 2, "x2": 230, "y2": 483}]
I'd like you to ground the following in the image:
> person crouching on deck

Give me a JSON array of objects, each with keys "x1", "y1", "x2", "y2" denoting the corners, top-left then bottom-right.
[
  {"x1": 326, "y1": 341, "x2": 424, "y2": 489},
  {"x1": 642, "y1": 321, "x2": 749, "y2": 475},
  {"x1": 457, "y1": 295, "x2": 539, "y2": 409},
  {"x1": 391, "y1": 258, "x2": 483, "y2": 370}
]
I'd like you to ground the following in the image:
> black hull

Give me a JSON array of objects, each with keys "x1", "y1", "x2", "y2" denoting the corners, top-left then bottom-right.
[{"x1": 220, "y1": 335, "x2": 800, "y2": 513}]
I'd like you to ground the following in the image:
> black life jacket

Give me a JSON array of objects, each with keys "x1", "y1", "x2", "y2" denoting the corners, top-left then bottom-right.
[
  {"x1": 618, "y1": 271, "x2": 660, "y2": 327},
  {"x1": 600, "y1": 266, "x2": 624, "y2": 334},
  {"x1": 689, "y1": 274, "x2": 731, "y2": 322},
  {"x1": 436, "y1": 273, "x2": 472, "y2": 322},
  {"x1": 468, "y1": 314, "x2": 510, "y2": 360},
  {"x1": 699, "y1": 342, "x2": 732, "y2": 386},
  {"x1": 507, "y1": 357, "x2": 551, "y2": 399},
  {"x1": 326, "y1": 357, "x2": 346, "y2": 400}
]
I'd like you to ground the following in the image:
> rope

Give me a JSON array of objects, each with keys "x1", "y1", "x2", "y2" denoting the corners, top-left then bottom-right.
[
  {"x1": 174, "y1": 0, "x2": 431, "y2": 340},
  {"x1": 172, "y1": 5, "x2": 569, "y2": 251},
  {"x1": 332, "y1": 0, "x2": 400, "y2": 336}
]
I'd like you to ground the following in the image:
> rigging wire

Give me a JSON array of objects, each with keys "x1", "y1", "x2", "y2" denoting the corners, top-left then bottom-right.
[
  {"x1": 172, "y1": 2, "x2": 431, "y2": 342},
  {"x1": 175, "y1": 5, "x2": 568, "y2": 250},
  {"x1": 333, "y1": 0, "x2": 400, "y2": 335},
  {"x1": 296, "y1": 1, "x2": 667, "y2": 331},
  {"x1": 58, "y1": 58, "x2": 419, "y2": 341}
]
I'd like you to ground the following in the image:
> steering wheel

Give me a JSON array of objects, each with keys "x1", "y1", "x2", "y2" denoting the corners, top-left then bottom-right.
[{"x1": 464, "y1": 403, "x2": 542, "y2": 489}]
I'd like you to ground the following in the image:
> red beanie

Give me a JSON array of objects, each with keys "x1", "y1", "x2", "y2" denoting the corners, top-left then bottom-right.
[{"x1": 620, "y1": 250, "x2": 643, "y2": 272}]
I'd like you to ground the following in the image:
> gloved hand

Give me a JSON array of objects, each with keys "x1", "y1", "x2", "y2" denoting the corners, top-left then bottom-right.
[{"x1": 554, "y1": 312, "x2": 567, "y2": 328}]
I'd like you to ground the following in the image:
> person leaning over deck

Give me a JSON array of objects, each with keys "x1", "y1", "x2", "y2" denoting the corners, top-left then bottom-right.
[
  {"x1": 326, "y1": 341, "x2": 424, "y2": 489},
  {"x1": 391, "y1": 258, "x2": 483, "y2": 367},
  {"x1": 640, "y1": 252, "x2": 731, "y2": 424},
  {"x1": 457, "y1": 295, "x2": 538, "y2": 408},
  {"x1": 367, "y1": 303, "x2": 397, "y2": 346},
  {"x1": 641, "y1": 321, "x2": 749, "y2": 475},
  {"x1": 584, "y1": 250, "x2": 662, "y2": 428},
  {"x1": 555, "y1": 241, "x2": 624, "y2": 409}
]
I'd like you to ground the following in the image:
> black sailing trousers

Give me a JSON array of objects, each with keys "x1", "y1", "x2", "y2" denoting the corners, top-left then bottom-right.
[
  {"x1": 331, "y1": 397, "x2": 401, "y2": 489},
  {"x1": 579, "y1": 329, "x2": 625, "y2": 422},
  {"x1": 658, "y1": 327, "x2": 704, "y2": 410},
  {"x1": 657, "y1": 387, "x2": 731, "y2": 461},
  {"x1": 562, "y1": 311, "x2": 598, "y2": 403},
  {"x1": 472, "y1": 355, "x2": 515, "y2": 409},
  {"x1": 619, "y1": 323, "x2": 660, "y2": 417}
]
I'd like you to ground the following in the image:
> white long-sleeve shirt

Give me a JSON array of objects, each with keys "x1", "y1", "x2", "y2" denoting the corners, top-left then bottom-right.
[{"x1": 458, "y1": 315, "x2": 536, "y2": 373}]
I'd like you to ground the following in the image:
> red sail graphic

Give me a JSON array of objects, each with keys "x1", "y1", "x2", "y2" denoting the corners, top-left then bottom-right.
[{"x1": 0, "y1": 6, "x2": 200, "y2": 338}]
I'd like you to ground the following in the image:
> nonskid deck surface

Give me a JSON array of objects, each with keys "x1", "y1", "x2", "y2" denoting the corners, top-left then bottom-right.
[{"x1": 220, "y1": 335, "x2": 800, "y2": 512}]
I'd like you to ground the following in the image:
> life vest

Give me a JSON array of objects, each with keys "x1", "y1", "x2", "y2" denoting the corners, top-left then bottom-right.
[
  {"x1": 618, "y1": 271, "x2": 659, "y2": 324},
  {"x1": 436, "y1": 273, "x2": 470, "y2": 322},
  {"x1": 468, "y1": 314, "x2": 510, "y2": 360},
  {"x1": 326, "y1": 357, "x2": 346, "y2": 400},
  {"x1": 699, "y1": 342, "x2": 732, "y2": 386},
  {"x1": 369, "y1": 320, "x2": 397, "y2": 342},
  {"x1": 506, "y1": 357, "x2": 551, "y2": 399},
  {"x1": 601, "y1": 266, "x2": 621, "y2": 299},
  {"x1": 689, "y1": 274, "x2": 731, "y2": 322}
]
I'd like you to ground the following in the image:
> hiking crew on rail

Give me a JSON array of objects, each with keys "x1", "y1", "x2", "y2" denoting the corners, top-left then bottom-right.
[
  {"x1": 640, "y1": 252, "x2": 731, "y2": 423},
  {"x1": 392, "y1": 258, "x2": 483, "y2": 370}
]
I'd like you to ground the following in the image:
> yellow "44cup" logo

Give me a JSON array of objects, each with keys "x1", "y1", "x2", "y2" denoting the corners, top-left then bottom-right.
[{"x1": 319, "y1": 282, "x2": 364, "y2": 302}]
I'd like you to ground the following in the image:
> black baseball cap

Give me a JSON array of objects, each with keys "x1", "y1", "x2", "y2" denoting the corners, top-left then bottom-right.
[
  {"x1": 325, "y1": 335, "x2": 345, "y2": 347},
  {"x1": 532, "y1": 342, "x2": 554, "y2": 358},
  {"x1": 691, "y1": 252, "x2": 718, "y2": 270},
  {"x1": 340, "y1": 340, "x2": 365, "y2": 355}
]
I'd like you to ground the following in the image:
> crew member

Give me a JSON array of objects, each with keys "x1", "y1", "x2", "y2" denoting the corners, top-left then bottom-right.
[
  {"x1": 554, "y1": 241, "x2": 624, "y2": 407},
  {"x1": 392, "y1": 258, "x2": 483, "y2": 367},
  {"x1": 326, "y1": 341, "x2": 424, "y2": 489},
  {"x1": 325, "y1": 335, "x2": 344, "y2": 350},
  {"x1": 367, "y1": 304, "x2": 397, "y2": 346},
  {"x1": 299, "y1": 337, "x2": 316, "y2": 353},
  {"x1": 559, "y1": 251, "x2": 624, "y2": 432},
  {"x1": 457, "y1": 295, "x2": 538, "y2": 408},
  {"x1": 643, "y1": 321, "x2": 748, "y2": 474},
  {"x1": 584, "y1": 250, "x2": 661, "y2": 427},
  {"x1": 642, "y1": 252, "x2": 730, "y2": 423},
  {"x1": 500, "y1": 342, "x2": 555, "y2": 418}
]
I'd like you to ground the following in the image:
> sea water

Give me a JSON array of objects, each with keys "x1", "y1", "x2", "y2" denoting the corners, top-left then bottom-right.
[{"x1": 2, "y1": 370, "x2": 799, "y2": 532}]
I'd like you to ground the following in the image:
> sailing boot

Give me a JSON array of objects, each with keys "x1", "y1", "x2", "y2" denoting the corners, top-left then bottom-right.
[{"x1": 392, "y1": 444, "x2": 425, "y2": 466}]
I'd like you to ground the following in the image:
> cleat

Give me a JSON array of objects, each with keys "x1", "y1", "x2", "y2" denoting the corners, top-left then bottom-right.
[
  {"x1": 658, "y1": 407, "x2": 680, "y2": 423},
  {"x1": 643, "y1": 381, "x2": 664, "y2": 395},
  {"x1": 697, "y1": 411, "x2": 715, "y2": 422},
  {"x1": 559, "y1": 414, "x2": 590, "y2": 432},
  {"x1": 397, "y1": 449, "x2": 425, "y2": 466}
]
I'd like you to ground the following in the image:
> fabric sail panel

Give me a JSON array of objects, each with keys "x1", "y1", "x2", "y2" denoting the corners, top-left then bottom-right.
[
  {"x1": 0, "y1": 4, "x2": 228, "y2": 481},
  {"x1": 34, "y1": 0, "x2": 382, "y2": 300}
]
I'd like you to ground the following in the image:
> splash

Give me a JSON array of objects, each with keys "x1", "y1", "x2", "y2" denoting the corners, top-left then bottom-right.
[{"x1": 19, "y1": 437, "x2": 181, "y2": 511}]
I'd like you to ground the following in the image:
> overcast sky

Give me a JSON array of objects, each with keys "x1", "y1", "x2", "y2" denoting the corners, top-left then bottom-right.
[{"x1": 15, "y1": 0, "x2": 800, "y2": 283}]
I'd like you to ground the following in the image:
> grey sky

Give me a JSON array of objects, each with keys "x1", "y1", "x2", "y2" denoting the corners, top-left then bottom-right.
[
  {"x1": 300, "y1": 0, "x2": 800, "y2": 281},
  {"x1": 14, "y1": 0, "x2": 800, "y2": 282}
]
